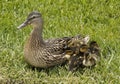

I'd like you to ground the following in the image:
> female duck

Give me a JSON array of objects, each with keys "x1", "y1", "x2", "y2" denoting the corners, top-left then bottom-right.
[{"x1": 17, "y1": 11, "x2": 89, "y2": 68}]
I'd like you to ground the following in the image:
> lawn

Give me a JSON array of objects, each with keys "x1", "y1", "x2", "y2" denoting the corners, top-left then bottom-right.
[{"x1": 0, "y1": 0, "x2": 120, "y2": 83}]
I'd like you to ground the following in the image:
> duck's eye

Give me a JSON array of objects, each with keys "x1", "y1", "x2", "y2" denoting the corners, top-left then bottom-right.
[
  {"x1": 32, "y1": 16, "x2": 36, "y2": 19},
  {"x1": 28, "y1": 16, "x2": 36, "y2": 20}
]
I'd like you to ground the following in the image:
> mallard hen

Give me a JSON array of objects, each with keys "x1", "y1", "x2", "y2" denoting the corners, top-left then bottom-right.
[{"x1": 17, "y1": 11, "x2": 90, "y2": 68}]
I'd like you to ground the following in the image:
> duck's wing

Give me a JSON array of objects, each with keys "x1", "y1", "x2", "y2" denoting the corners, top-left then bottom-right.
[
  {"x1": 45, "y1": 35, "x2": 90, "y2": 45},
  {"x1": 45, "y1": 37, "x2": 71, "y2": 44},
  {"x1": 42, "y1": 35, "x2": 90, "y2": 67},
  {"x1": 45, "y1": 37, "x2": 71, "y2": 54},
  {"x1": 45, "y1": 35, "x2": 90, "y2": 57}
]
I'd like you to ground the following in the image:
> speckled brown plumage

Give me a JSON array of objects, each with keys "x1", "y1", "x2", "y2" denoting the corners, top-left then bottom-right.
[{"x1": 17, "y1": 11, "x2": 90, "y2": 68}]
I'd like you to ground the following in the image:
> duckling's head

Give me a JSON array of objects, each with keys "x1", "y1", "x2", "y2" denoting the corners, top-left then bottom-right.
[
  {"x1": 82, "y1": 53, "x2": 98, "y2": 67},
  {"x1": 79, "y1": 44, "x2": 88, "y2": 53},
  {"x1": 90, "y1": 41, "x2": 99, "y2": 49},
  {"x1": 89, "y1": 41, "x2": 100, "y2": 55},
  {"x1": 17, "y1": 11, "x2": 43, "y2": 29}
]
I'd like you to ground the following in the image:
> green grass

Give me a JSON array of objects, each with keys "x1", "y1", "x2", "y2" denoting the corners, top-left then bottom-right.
[{"x1": 0, "y1": 0, "x2": 120, "y2": 83}]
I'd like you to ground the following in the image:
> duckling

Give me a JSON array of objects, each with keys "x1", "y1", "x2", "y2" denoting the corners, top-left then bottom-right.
[
  {"x1": 82, "y1": 41, "x2": 100, "y2": 67},
  {"x1": 17, "y1": 11, "x2": 89, "y2": 68},
  {"x1": 67, "y1": 35, "x2": 90, "y2": 47},
  {"x1": 89, "y1": 41, "x2": 100, "y2": 56}
]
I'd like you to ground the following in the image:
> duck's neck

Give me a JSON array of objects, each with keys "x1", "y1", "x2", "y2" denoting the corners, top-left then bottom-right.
[{"x1": 29, "y1": 24, "x2": 45, "y2": 48}]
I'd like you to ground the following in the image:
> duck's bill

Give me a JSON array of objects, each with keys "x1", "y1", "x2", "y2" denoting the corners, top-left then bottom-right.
[{"x1": 17, "y1": 20, "x2": 29, "y2": 29}]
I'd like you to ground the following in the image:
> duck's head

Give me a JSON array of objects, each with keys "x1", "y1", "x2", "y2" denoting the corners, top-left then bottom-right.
[{"x1": 17, "y1": 11, "x2": 43, "y2": 29}]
